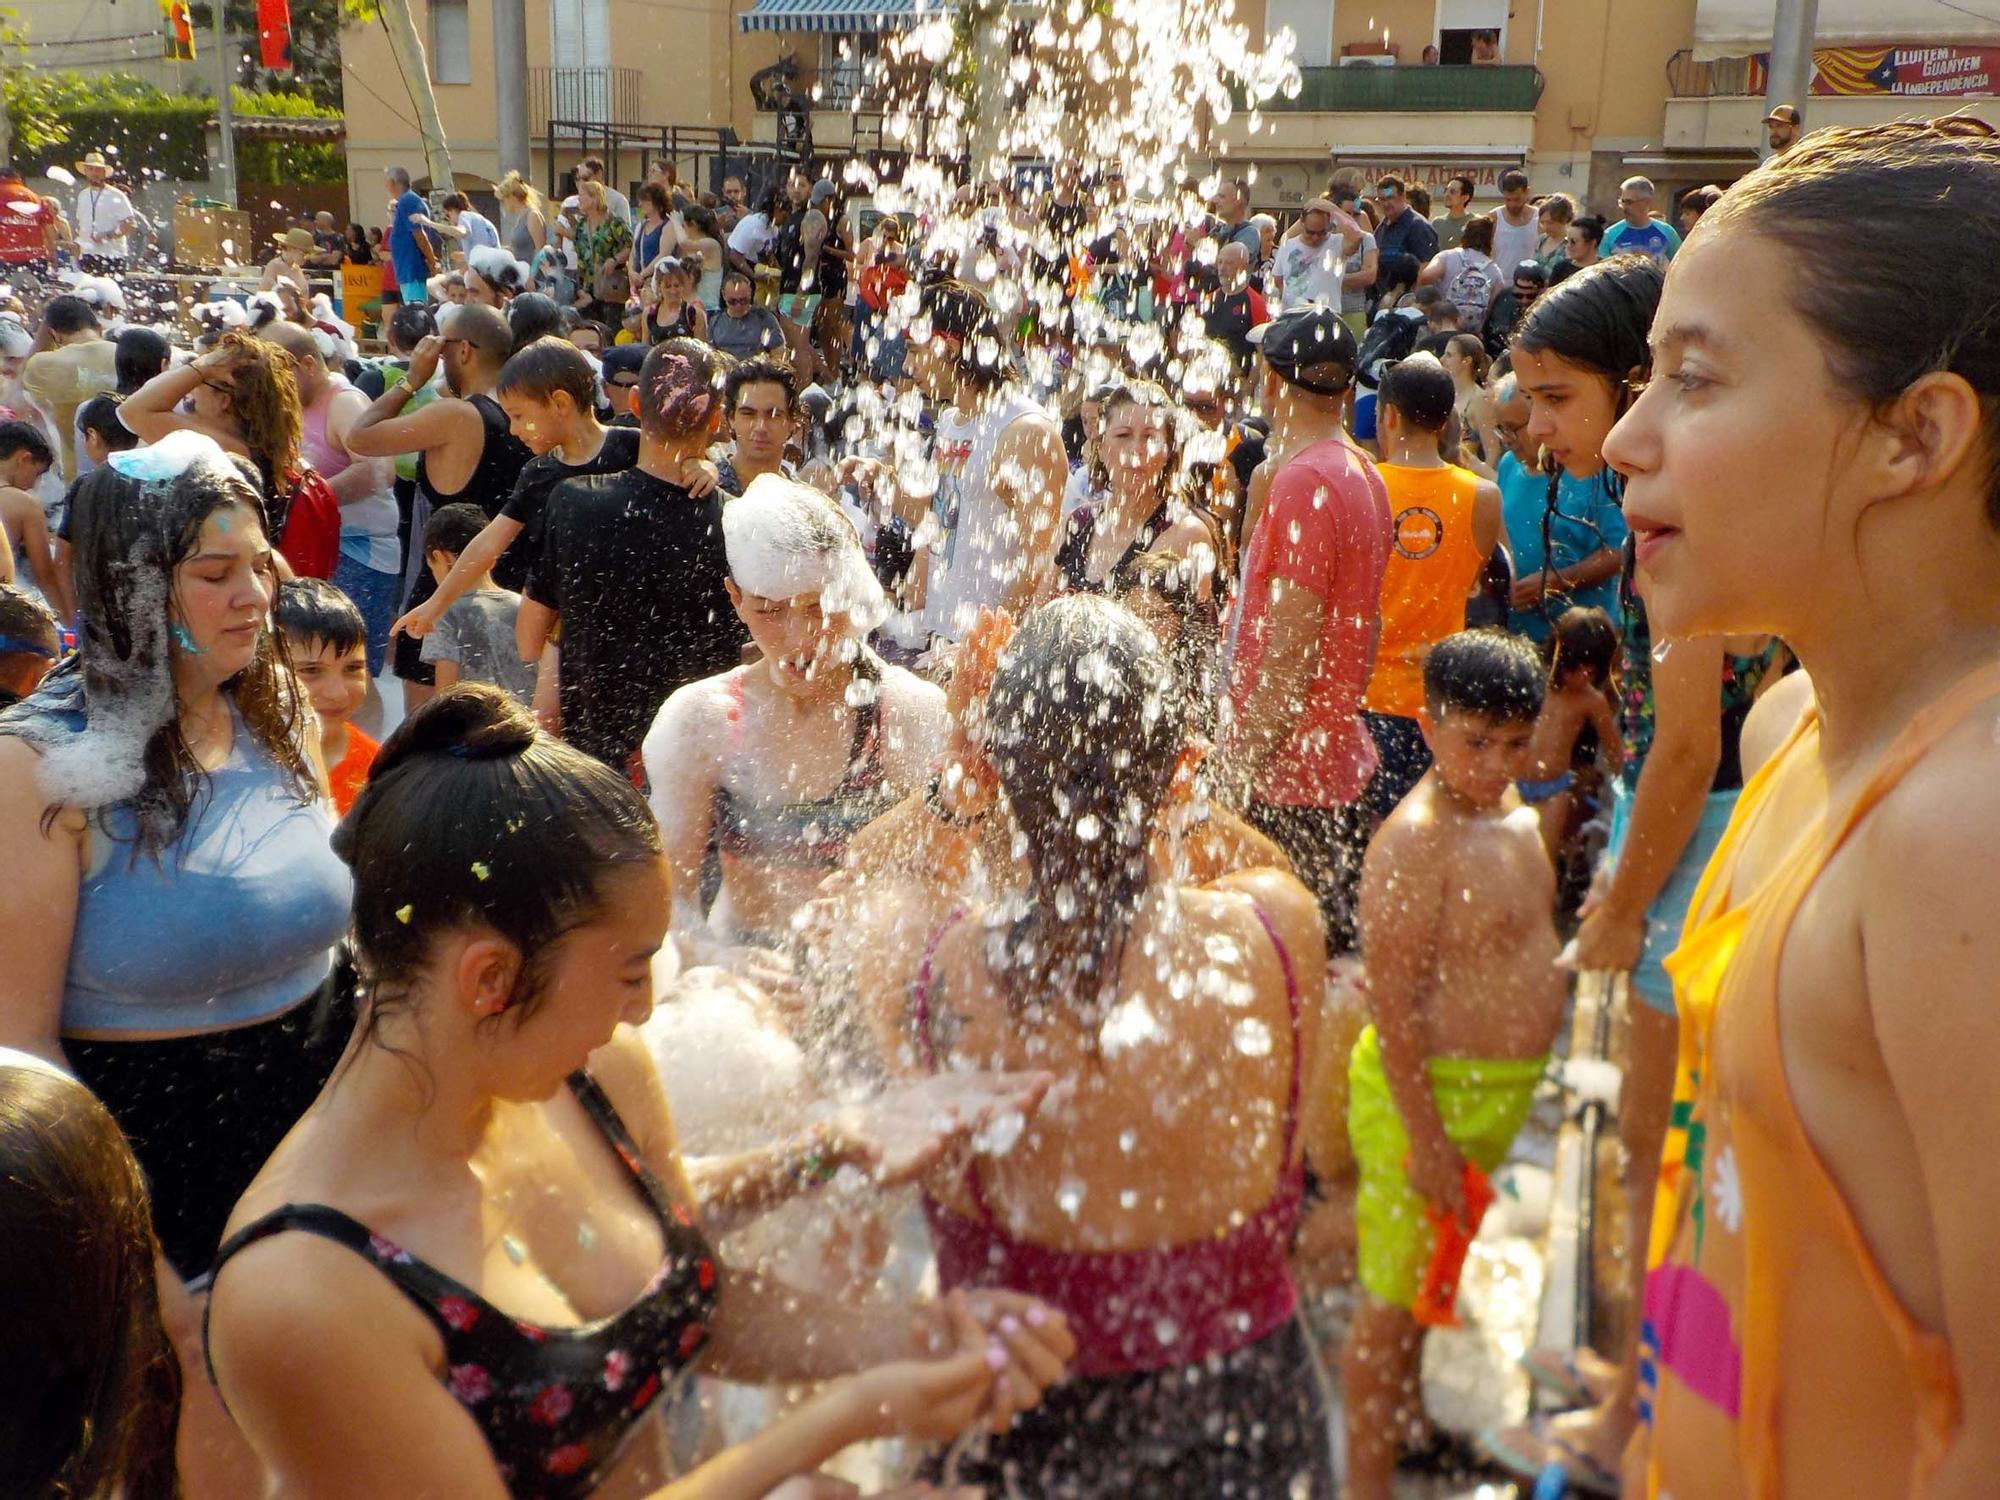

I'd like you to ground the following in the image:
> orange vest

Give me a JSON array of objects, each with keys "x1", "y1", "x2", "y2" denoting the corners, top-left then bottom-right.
[
  {"x1": 1363, "y1": 462, "x2": 1483, "y2": 718},
  {"x1": 1643, "y1": 664, "x2": 2000, "y2": 1497}
]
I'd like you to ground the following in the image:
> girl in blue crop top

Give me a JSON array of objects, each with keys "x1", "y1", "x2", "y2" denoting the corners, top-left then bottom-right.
[
  {"x1": 0, "y1": 460, "x2": 352, "y2": 1291},
  {"x1": 206, "y1": 684, "x2": 1076, "y2": 1497}
]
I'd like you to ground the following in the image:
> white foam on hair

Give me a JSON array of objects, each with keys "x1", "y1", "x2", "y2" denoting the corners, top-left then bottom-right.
[
  {"x1": 32, "y1": 543, "x2": 175, "y2": 812},
  {"x1": 723, "y1": 474, "x2": 887, "y2": 633}
]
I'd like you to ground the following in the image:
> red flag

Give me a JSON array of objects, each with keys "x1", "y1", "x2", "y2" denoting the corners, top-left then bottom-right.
[{"x1": 258, "y1": 0, "x2": 295, "y2": 71}]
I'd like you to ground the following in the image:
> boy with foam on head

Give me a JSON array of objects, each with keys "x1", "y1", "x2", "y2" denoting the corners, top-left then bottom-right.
[
  {"x1": 274, "y1": 578, "x2": 377, "y2": 814},
  {"x1": 1341, "y1": 628, "x2": 1567, "y2": 1500},
  {"x1": 417, "y1": 503, "x2": 538, "y2": 708},
  {"x1": 0, "y1": 584, "x2": 60, "y2": 708}
]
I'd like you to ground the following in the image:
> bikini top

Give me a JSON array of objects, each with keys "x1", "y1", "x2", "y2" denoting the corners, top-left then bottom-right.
[
  {"x1": 711, "y1": 657, "x2": 897, "y2": 873},
  {"x1": 911, "y1": 905, "x2": 1306, "y2": 1379},
  {"x1": 207, "y1": 1072, "x2": 718, "y2": 1500}
]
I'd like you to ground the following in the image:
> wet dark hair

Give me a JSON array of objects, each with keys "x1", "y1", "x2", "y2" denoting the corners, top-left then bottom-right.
[
  {"x1": 42, "y1": 294, "x2": 99, "y2": 337},
  {"x1": 386, "y1": 301, "x2": 436, "y2": 355},
  {"x1": 1447, "y1": 173, "x2": 1476, "y2": 199},
  {"x1": 1550, "y1": 605, "x2": 1618, "y2": 688},
  {"x1": 1380, "y1": 353, "x2": 1457, "y2": 432},
  {"x1": 1510, "y1": 255, "x2": 1663, "y2": 629},
  {"x1": 505, "y1": 292, "x2": 565, "y2": 355},
  {"x1": 637, "y1": 337, "x2": 726, "y2": 441},
  {"x1": 423, "y1": 502, "x2": 487, "y2": 557},
  {"x1": 985, "y1": 596, "x2": 1189, "y2": 1028},
  {"x1": 444, "y1": 301, "x2": 513, "y2": 364},
  {"x1": 1569, "y1": 215, "x2": 1605, "y2": 249},
  {"x1": 274, "y1": 576, "x2": 366, "y2": 659},
  {"x1": 497, "y1": 335, "x2": 597, "y2": 413},
  {"x1": 16, "y1": 463, "x2": 315, "y2": 857},
  {"x1": 114, "y1": 327, "x2": 172, "y2": 394},
  {"x1": 918, "y1": 278, "x2": 1005, "y2": 390},
  {"x1": 441, "y1": 191, "x2": 470, "y2": 213},
  {"x1": 332, "y1": 685, "x2": 661, "y2": 1042},
  {"x1": 0, "y1": 418, "x2": 53, "y2": 470},
  {"x1": 1498, "y1": 167, "x2": 1530, "y2": 194},
  {"x1": 1422, "y1": 628, "x2": 1546, "y2": 723},
  {"x1": 1513, "y1": 252, "x2": 1662, "y2": 384},
  {"x1": 1702, "y1": 120, "x2": 2000, "y2": 525},
  {"x1": 1458, "y1": 213, "x2": 1496, "y2": 256},
  {"x1": 726, "y1": 354, "x2": 799, "y2": 416},
  {"x1": 0, "y1": 1063, "x2": 181, "y2": 1500}
]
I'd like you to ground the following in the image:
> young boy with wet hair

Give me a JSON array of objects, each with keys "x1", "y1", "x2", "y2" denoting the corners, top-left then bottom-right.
[
  {"x1": 274, "y1": 578, "x2": 377, "y2": 814},
  {"x1": 1520, "y1": 605, "x2": 1624, "y2": 856},
  {"x1": 0, "y1": 584, "x2": 59, "y2": 707},
  {"x1": 1342, "y1": 627, "x2": 1566, "y2": 1499},
  {"x1": 417, "y1": 503, "x2": 537, "y2": 708}
]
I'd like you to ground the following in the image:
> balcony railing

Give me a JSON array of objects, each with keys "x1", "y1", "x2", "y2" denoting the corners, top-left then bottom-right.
[
  {"x1": 1665, "y1": 49, "x2": 1759, "y2": 98},
  {"x1": 531, "y1": 67, "x2": 642, "y2": 132},
  {"x1": 1259, "y1": 63, "x2": 1544, "y2": 113}
]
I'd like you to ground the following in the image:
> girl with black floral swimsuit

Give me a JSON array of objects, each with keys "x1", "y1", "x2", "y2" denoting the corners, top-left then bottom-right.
[{"x1": 206, "y1": 686, "x2": 1073, "y2": 1498}]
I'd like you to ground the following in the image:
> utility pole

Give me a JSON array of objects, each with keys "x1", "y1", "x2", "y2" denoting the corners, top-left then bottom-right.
[
  {"x1": 378, "y1": 0, "x2": 456, "y2": 193},
  {"x1": 214, "y1": 3, "x2": 238, "y2": 206},
  {"x1": 1763, "y1": 0, "x2": 1819, "y2": 158},
  {"x1": 494, "y1": 0, "x2": 529, "y2": 181}
]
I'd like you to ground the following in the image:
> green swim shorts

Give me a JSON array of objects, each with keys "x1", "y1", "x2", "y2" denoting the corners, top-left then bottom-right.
[{"x1": 1347, "y1": 1023, "x2": 1547, "y2": 1309}]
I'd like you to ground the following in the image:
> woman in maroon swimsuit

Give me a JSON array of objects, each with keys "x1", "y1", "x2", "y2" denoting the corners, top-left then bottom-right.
[{"x1": 905, "y1": 595, "x2": 1342, "y2": 1496}]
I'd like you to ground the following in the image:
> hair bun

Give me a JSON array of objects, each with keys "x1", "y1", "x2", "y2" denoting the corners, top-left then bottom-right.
[{"x1": 373, "y1": 684, "x2": 536, "y2": 778}]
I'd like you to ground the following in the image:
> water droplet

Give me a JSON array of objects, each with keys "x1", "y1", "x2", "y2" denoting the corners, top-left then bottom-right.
[
  {"x1": 1056, "y1": 1180, "x2": 1087, "y2": 1218},
  {"x1": 1075, "y1": 812, "x2": 1101, "y2": 842},
  {"x1": 1233, "y1": 1018, "x2": 1273, "y2": 1056}
]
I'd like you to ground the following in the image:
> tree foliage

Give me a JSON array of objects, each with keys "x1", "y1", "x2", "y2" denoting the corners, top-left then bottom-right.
[{"x1": 5, "y1": 72, "x2": 346, "y2": 185}]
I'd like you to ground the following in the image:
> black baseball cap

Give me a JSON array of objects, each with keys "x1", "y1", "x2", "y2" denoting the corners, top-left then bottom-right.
[{"x1": 1249, "y1": 307, "x2": 1359, "y2": 395}]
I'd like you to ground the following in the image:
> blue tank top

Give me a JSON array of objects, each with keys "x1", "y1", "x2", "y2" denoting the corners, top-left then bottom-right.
[{"x1": 54, "y1": 702, "x2": 353, "y2": 1036}]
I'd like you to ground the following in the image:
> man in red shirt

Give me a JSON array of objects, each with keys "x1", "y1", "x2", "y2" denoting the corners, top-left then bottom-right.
[
  {"x1": 1223, "y1": 307, "x2": 1392, "y2": 951},
  {"x1": 0, "y1": 164, "x2": 56, "y2": 276}
]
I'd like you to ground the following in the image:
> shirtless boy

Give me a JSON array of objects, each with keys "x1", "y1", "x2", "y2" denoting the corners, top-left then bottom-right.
[{"x1": 1342, "y1": 629, "x2": 1566, "y2": 1498}]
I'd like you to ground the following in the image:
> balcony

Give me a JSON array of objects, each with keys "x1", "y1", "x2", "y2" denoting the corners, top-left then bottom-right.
[
  {"x1": 1261, "y1": 63, "x2": 1544, "y2": 113},
  {"x1": 531, "y1": 67, "x2": 643, "y2": 133}
]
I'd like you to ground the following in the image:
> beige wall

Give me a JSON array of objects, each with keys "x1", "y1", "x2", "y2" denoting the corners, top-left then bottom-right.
[{"x1": 341, "y1": 0, "x2": 742, "y2": 223}]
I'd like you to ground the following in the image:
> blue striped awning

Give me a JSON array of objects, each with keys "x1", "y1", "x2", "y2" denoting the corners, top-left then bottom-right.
[{"x1": 737, "y1": 0, "x2": 948, "y2": 33}]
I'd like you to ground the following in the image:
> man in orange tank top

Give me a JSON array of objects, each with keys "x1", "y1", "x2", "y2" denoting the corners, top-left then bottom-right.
[{"x1": 1359, "y1": 354, "x2": 1502, "y2": 829}]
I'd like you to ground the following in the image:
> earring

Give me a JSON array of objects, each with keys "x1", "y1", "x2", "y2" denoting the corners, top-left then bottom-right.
[{"x1": 170, "y1": 621, "x2": 202, "y2": 654}]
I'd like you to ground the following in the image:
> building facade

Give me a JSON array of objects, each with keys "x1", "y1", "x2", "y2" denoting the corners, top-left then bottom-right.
[{"x1": 333, "y1": 0, "x2": 2000, "y2": 227}]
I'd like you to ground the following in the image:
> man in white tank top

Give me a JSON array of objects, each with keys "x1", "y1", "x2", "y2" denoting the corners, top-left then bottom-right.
[{"x1": 906, "y1": 279, "x2": 1066, "y2": 648}]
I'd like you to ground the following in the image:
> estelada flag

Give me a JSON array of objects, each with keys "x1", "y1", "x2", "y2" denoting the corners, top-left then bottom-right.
[
  {"x1": 161, "y1": 0, "x2": 195, "y2": 61},
  {"x1": 259, "y1": 0, "x2": 295, "y2": 72}
]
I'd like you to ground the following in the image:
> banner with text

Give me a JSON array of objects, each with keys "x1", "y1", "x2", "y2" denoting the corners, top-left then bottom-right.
[{"x1": 1745, "y1": 45, "x2": 2000, "y2": 98}]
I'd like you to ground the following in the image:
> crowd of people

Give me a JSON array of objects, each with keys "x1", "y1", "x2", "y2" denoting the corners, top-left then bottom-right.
[{"x1": 1, "y1": 104, "x2": 1998, "y2": 1500}]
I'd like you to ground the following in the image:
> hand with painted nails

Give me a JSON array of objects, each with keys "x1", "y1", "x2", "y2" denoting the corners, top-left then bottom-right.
[{"x1": 914, "y1": 1289, "x2": 1074, "y2": 1435}]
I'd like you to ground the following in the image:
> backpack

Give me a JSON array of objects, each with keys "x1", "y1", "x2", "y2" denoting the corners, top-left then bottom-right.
[
  {"x1": 1442, "y1": 251, "x2": 1502, "y2": 329},
  {"x1": 274, "y1": 467, "x2": 341, "y2": 581},
  {"x1": 1355, "y1": 306, "x2": 1426, "y2": 390}
]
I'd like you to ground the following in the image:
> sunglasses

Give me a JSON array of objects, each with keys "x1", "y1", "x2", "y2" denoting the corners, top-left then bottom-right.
[{"x1": 724, "y1": 296, "x2": 751, "y2": 308}]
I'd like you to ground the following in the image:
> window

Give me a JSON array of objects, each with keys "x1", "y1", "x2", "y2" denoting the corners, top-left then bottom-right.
[
  {"x1": 430, "y1": 0, "x2": 471, "y2": 85},
  {"x1": 817, "y1": 32, "x2": 885, "y2": 108},
  {"x1": 1436, "y1": 0, "x2": 1506, "y2": 63},
  {"x1": 1266, "y1": 0, "x2": 1334, "y2": 69}
]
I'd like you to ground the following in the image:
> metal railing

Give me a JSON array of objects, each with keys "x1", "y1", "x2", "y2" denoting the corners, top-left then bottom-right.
[
  {"x1": 531, "y1": 67, "x2": 643, "y2": 132},
  {"x1": 1665, "y1": 48, "x2": 1760, "y2": 98},
  {"x1": 1259, "y1": 62, "x2": 1544, "y2": 112}
]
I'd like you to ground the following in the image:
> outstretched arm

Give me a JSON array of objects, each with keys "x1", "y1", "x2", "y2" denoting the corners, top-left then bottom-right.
[{"x1": 118, "y1": 354, "x2": 252, "y2": 457}]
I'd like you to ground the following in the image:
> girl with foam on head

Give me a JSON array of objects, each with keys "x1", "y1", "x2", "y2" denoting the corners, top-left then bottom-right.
[
  {"x1": 0, "y1": 442, "x2": 353, "y2": 1487},
  {"x1": 642, "y1": 473, "x2": 948, "y2": 976}
]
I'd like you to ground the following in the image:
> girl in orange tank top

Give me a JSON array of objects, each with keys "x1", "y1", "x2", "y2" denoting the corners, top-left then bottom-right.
[{"x1": 1595, "y1": 120, "x2": 2000, "y2": 1496}]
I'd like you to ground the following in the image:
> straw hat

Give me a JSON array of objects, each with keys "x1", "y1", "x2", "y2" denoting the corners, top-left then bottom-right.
[
  {"x1": 274, "y1": 226, "x2": 316, "y2": 254},
  {"x1": 74, "y1": 151, "x2": 114, "y2": 176}
]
